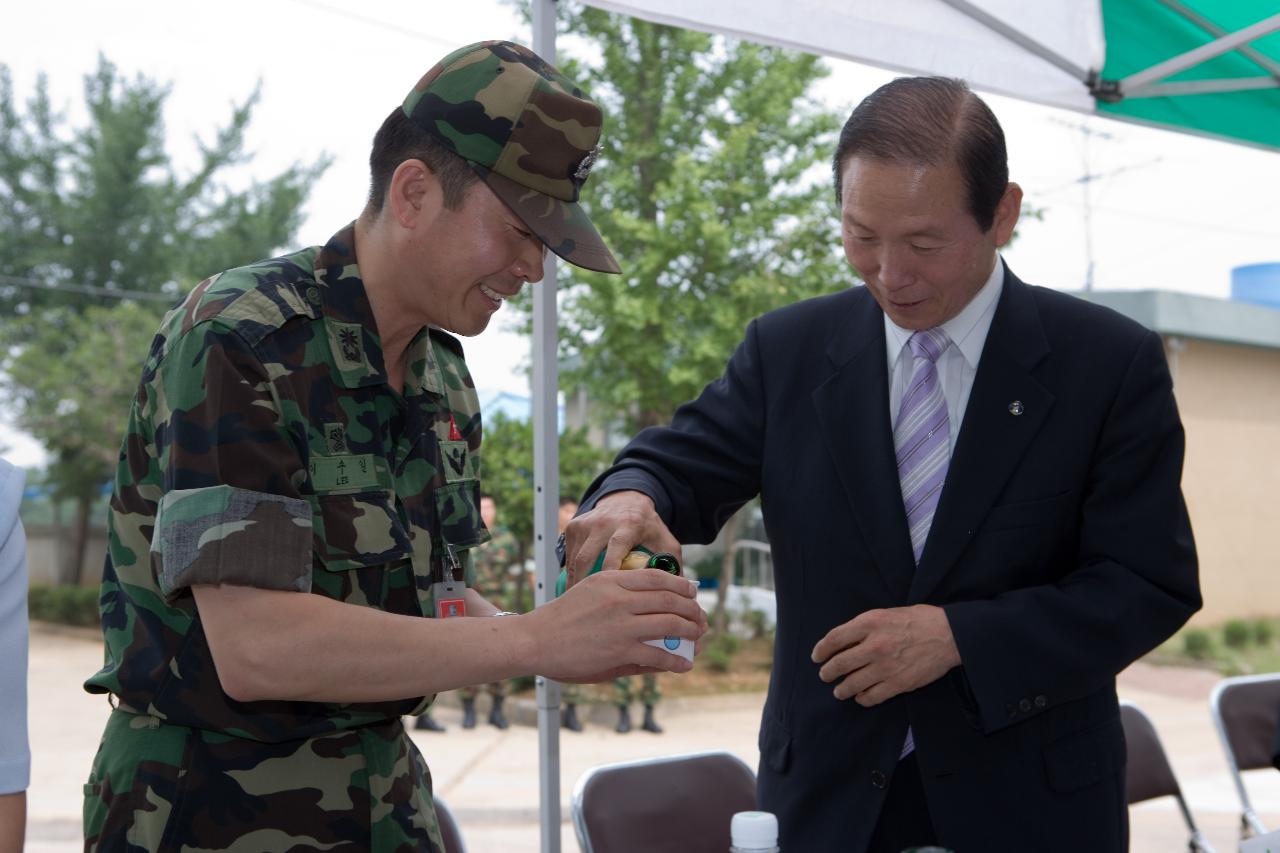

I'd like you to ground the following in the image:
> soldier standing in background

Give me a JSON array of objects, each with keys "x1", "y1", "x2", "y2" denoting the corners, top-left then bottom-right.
[
  {"x1": 81, "y1": 40, "x2": 704, "y2": 852},
  {"x1": 558, "y1": 496, "x2": 587, "y2": 732},
  {"x1": 613, "y1": 674, "x2": 663, "y2": 734},
  {"x1": 457, "y1": 494, "x2": 518, "y2": 729},
  {"x1": 414, "y1": 492, "x2": 518, "y2": 731}
]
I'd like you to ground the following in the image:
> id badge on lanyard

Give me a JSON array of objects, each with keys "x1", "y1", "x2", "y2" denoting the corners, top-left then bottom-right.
[{"x1": 431, "y1": 542, "x2": 468, "y2": 619}]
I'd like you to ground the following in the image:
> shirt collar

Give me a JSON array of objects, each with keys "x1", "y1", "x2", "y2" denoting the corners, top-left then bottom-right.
[
  {"x1": 884, "y1": 254, "x2": 1005, "y2": 370},
  {"x1": 311, "y1": 223, "x2": 434, "y2": 394},
  {"x1": 311, "y1": 223, "x2": 385, "y2": 388}
]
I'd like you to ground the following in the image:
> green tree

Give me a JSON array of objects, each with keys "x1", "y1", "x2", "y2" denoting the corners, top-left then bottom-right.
[
  {"x1": 480, "y1": 411, "x2": 612, "y2": 610},
  {"x1": 517, "y1": 7, "x2": 849, "y2": 628},
  {"x1": 0, "y1": 56, "x2": 327, "y2": 313},
  {"x1": 4, "y1": 301, "x2": 166, "y2": 582},
  {"x1": 524, "y1": 7, "x2": 849, "y2": 432},
  {"x1": 0, "y1": 55, "x2": 330, "y2": 582}
]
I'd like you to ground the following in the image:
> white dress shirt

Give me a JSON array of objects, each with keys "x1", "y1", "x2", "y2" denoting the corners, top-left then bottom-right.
[
  {"x1": 885, "y1": 255, "x2": 1005, "y2": 448},
  {"x1": 883, "y1": 255, "x2": 1003, "y2": 762}
]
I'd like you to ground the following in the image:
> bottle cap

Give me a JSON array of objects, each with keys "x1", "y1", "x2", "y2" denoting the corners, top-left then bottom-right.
[{"x1": 731, "y1": 811, "x2": 778, "y2": 849}]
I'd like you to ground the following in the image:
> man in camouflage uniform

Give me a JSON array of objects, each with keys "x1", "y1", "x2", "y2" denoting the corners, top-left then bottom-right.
[
  {"x1": 82, "y1": 40, "x2": 705, "y2": 853},
  {"x1": 448, "y1": 493, "x2": 519, "y2": 729},
  {"x1": 558, "y1": 497, "x2": 587, "y2": 732},
  {"x1": 613, "y1": 674, "x2": 663, "y2": 734}
]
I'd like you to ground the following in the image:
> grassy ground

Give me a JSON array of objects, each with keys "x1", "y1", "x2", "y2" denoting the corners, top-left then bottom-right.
[
  {"x1": 1147, "y1": 616, "x2": 1280, "y2": 676},
  {"x1": 661, "y1": 633, "x2": 776, "y2": 697},
  {"x1": 511, "y1": 632, "x2": 778, "y2": 703}
]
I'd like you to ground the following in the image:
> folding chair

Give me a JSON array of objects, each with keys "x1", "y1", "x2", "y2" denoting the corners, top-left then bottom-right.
[
  {"x1": 1120, "y1": 701, "x2": 1214, "y2": 852},
  {"x1": 435, "y1": 796, "x2": 467, "y2": 853},
  {"x1": 571, "y1": 750, "x2": 758, "y2": 853},
  {"x1": 1209, "y1": 673, "x2": 1280, "y2": 838}
]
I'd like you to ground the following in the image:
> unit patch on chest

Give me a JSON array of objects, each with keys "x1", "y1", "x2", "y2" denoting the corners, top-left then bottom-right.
[{"x1": 440, "y1": 440, "x2": 470, "y2": 483}]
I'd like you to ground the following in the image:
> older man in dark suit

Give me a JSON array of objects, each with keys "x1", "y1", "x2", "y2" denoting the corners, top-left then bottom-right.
[{"x1": 561, "y1": 77, "x2": 1200, "y2": 852}]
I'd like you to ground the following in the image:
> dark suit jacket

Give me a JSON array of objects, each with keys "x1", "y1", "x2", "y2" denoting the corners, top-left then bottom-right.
[{"x1": 581, "y1": 266, "x2": 1201, "y2": 852}]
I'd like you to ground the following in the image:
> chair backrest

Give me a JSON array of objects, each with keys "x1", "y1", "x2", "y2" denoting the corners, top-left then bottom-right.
[
  {"x1": 1121, "y1": 701, "x2": 1215, "y2": 852},
  {"x1": 435, "y1": 796, "x2": 467, "y2": 853},
  {"x1": 1210, "y1": 673, "x2": 1280, "y2": 838},
  {"x1": 1212, "y1": 674, "x2": 1280, "y2": 772},
  {"x1": 1121, "y1": 701, "x2": 1182, "y2": 805},
  {"x1": 572, "y1": 750, "x2": 758, "y2": 853}
]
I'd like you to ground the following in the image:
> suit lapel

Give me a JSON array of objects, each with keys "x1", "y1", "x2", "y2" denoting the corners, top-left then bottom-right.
[
  {"x1": 909, "y1": 270, "x2": 1055, "y2": 602},
  {"x1": 812, "y1": 289, "x2": 916, "y2": 601}
]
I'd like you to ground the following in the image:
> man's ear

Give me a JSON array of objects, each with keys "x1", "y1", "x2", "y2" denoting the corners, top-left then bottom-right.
[
  {"x1": 387, "y1": 159, "x2": 442, "y2": 230},
  {"x1": 992, "y1": 181, "x2": 1023, "y2": 248}
]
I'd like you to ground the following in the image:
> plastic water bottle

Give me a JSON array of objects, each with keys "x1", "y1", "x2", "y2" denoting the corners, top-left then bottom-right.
[{"x1": 730, "y1": 811, "x2": 779, "y2": 853}]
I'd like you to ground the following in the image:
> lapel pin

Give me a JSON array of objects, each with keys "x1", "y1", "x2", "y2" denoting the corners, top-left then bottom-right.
[{"x1": 1008, "y1": 400, "x2": 1024, "y2": 416}]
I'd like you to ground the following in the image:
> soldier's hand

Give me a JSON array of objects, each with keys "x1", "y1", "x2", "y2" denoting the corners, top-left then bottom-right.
[
  {"x1": 529, "y1": 567, "x2": 706, "y2": 682},
  {"x1": 563, "y1": 491, "x2": 681, "y2": 588}
]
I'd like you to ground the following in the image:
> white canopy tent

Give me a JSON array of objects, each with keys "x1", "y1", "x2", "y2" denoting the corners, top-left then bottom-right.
[
  {"x1": 583, "y1": 0, "x2": 1106, "y2": 112},
  {"x1": 575, "y1": 0, "x2": 1280, "y2": 148}
]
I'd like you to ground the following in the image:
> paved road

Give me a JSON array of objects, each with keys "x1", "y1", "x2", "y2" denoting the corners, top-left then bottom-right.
[{"x1": 24, "y1": 622, "x2": 1280, "y2": 852}]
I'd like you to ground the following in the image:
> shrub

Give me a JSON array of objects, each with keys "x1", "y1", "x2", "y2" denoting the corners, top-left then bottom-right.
[
  {"x1": 28, "y1": 585, "x2": 101, "y2": 627},
  {"x1": 704, "y1": 632, "x2": 741, "y2": 673},
  {"x1": 1253, "y1": 620, "x2": 1274, "y2": 646},
  {"x1": 1223, "y1": 619, "x2": 1251, "y2": 649},
  {"x1": 1182, "y1": 628, "x2": 1212, "y2": 659},
  {"x1": 1224, "y1": 660, "x2": 1251, "y2": 677},
  {"x1": 704, "y1": 646, "x2": 732, "y2": 673},
  {"x1": 509, "y1": 674, "x2": 537, "y2": 694},
  {"x1": 687, "y1": 552, "x2": 723, "y2": 587},
  {"x1": 745, "y1": 609, "x2": 769, "y2": 640}
]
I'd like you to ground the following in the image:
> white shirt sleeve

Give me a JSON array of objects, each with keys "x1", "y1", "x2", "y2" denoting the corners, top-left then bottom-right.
[{"x1": 0, "y1": 459, "x2": 30, "y2": 795}]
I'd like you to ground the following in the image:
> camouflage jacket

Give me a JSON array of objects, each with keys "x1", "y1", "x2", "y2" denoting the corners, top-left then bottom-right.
[
  {"x1": 470, "y1": 526, "x2": 519, "y2": 601},
  {"x1": 84, "y1": 224, "x2": 489, "y2": 742}
]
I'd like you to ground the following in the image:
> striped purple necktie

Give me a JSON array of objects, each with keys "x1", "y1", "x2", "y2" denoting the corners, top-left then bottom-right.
[{"x1": 894, "y1": 328, "x2": 951, "y2": 565}]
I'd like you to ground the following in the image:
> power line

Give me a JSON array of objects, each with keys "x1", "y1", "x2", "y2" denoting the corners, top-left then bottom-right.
[
  {"x1": 278, "y1": 0, "x2": 465, "y2": 48},
  {"x1": 1043, "y1": 200, "x2": 1280, "y2": 240},
  {"x1": 0, "y1": 274, "x2": 176, "y2": 303},
  {"x1": 1034, "y1": 157, "x2": 1165, "y2": 196}
]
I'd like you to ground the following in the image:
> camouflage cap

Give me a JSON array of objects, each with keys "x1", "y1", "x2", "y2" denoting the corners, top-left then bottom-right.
[{"x1": 403, "y1": 40, "x2": 620, "y2": 275}]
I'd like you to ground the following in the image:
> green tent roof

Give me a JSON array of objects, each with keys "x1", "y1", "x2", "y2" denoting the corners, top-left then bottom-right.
[{"x1": 1099, "y1": 1, "x2": 1280, "y2": 150}]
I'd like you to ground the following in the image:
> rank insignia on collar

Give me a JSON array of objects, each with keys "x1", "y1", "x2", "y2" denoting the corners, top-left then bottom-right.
[{"x1": 574, "y1": 144, "x2": 602, "y2": 182}]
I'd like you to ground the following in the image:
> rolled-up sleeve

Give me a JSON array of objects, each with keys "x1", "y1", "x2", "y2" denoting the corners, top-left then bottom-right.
[
  {"x1": 148, "y1": 323, "x2": 312, "y2": 598},
  {"x1": 153, "y1": 486, "x2": 311, "y2": 597},
  {"x1": 0, "y1": 460, "x2": 30, "y2": 795}
]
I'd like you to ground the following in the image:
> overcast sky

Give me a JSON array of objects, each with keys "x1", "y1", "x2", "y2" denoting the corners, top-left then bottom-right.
[{"x1": 5, "y1": 0, "x2": 1280, "y2": 468}]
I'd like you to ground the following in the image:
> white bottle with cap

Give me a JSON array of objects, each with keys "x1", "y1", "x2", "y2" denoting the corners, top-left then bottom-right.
[{"x1": 730, "y1": 810, "x2": 779, "y2": 853}]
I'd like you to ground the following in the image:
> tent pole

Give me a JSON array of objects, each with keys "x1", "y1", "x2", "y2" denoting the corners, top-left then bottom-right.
[
  {"x1": 937, "y1": 0, "x2": 1091, "y2": 82},
  {"x1": 1128, "y1": 77, "x2": 1279, "y2": 99},
  {"x1": 531, "y1": 7, "x2": 563, "y2": 853},
  {"x1": 1155, "y1": 0, "x2": 1280, "y2": 81},
  {"x1": 1119, "y1": 12, "x2": 1280, "y2": 93}
]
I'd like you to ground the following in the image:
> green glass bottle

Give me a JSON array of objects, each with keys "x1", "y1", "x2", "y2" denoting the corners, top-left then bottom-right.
[{"x1": 555, "y1": 545, "x2": 681, "y2": 597}]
